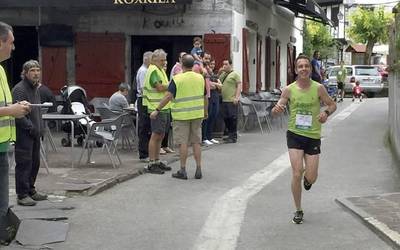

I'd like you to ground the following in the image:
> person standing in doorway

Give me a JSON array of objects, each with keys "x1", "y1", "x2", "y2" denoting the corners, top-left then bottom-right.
[
  {"x1": 220, "y1": 59, "x2": 242, "y2": 143},
  {"x1": 202, "y1": 54, "x2": 222, "y2": 145},
  {"x1": 272, "y1": 54, "x2": 336, "y2": 224},
  {"x1": 142, "y1": 49, "x2": 172, "y2": 174},
  {"x1": 0, "y1": 21, "x2": 30, "y2": 239},
  {"x1": 150, "y1": 54, "x2": 207, "y2": 180},
  {"x1": 136, "y1": 51, "x2": 153, "y2": 162},
  {"x1": 13, "y1": 60, "x2": 48, "y2": 206},
  {"x1": 311, "y1": 50, "x2": 322, "y2": 83},
  {"x1": 169, "y1": 52, "x2": 186, "y2": 80}
]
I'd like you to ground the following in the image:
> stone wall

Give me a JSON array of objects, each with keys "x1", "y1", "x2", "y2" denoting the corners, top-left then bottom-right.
[{"x1": 388, "y1": 4, "x2": 400, "y2": 160}]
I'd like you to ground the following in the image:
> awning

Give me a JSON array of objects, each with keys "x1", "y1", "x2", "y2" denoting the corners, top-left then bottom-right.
[
  {"x1": 0, "y1": 0, "x2": 192, "y2": 8},
  {"x1": 274, "y1": 0, "x2": 333, "y2": 26}
]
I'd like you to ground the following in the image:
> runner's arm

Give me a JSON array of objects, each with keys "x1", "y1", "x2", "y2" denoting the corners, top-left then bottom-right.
[
  {"x1": 318, "y1": 84, "x2": 337, "y2": 123},
  {"x1": 272, "y1": 87, "x2": 289, "y2": 115}
]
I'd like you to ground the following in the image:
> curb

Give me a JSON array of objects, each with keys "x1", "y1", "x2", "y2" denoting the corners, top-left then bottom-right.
[
  {"x1": 85, "y1": 170, "x2": 143, "y2": 196},
  {"x1": 335, "y1": 197, "x2": 400, "y2": 250},
  {"x1": 62, "y1": 144, "x2": 217, "y2": 197}
]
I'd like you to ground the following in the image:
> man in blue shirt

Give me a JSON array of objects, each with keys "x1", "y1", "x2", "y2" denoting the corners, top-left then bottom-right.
[{"x1": 311, "y1": 50, "x2": 322, "y2": 83}]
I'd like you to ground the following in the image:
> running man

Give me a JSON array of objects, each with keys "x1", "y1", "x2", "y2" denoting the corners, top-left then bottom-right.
[{"x1": 272, "y1": 54, "x2": 337, "y2": 224}]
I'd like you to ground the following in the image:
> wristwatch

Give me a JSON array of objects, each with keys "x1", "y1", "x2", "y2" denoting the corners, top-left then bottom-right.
[
  {"x1": 324, "y1": 110, "x2": 330, "y2": 116},
  {"x1": 156, "y1": 108, "x2": 161, "y2": 112}
]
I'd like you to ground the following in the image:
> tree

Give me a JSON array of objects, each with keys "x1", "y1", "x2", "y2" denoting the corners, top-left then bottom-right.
[
  {"x1": 303, "y1": 20, "x2": 335, "y2": 59},
  {"x1": 348, "y1": 7, "x2": 393, "y2": 65}
]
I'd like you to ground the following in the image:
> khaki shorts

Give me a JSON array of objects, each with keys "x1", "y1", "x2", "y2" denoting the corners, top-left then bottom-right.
[{"x1": 173, "y1": 119, "x2": 202, "y2": 145}]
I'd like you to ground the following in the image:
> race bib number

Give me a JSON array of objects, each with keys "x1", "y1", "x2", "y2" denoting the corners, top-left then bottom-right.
[{"x1": 295, "y1": 111, "x2": 312, "y2": 130}]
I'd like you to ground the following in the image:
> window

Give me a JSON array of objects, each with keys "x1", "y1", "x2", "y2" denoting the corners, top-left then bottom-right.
[
  {"x1": 354, "y1": 66, "x2": 380, "y2": 76},
  {"x1": 331, "y1": 6, "x2": 339, "y2": 27}
]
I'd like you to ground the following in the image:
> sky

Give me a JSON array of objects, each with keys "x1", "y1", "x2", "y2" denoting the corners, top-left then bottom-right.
[{"x1": 349, "y1": 0, "x2": 399, "y2": 8}]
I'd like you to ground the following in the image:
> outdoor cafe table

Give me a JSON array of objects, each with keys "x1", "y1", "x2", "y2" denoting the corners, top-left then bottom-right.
[{"x1": 42, "y1": 113, "x2": 88, "y2": 168}]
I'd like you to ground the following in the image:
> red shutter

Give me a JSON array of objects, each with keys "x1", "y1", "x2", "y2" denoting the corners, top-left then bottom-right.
[
  {"x1": 203, "y1": 33, "x2": 231, "y2": 71},
  {"x1": 265, "y1": 36, "x2": 271, "y2": 91},
  {"x1": 287, "y1": 44, "x2": 295, "y2": 85},
  {"x1": 242, "y1": 28, "x2": 250, "y2": 95},
  {"x1": 256, "y1": 35, "x2": 262, "y2": 93},
  {"x1": 41, "y1": 47, "x2": 67, "y2": 93},
  {"x1": 75, "y1": 32, "x2": 125, "y2": 99},
  {"x1": 276, "y1": 41, "x2": 281, "y2": 89}
]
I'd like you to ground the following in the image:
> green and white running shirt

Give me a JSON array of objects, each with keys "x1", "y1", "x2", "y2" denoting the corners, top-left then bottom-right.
[{"x1": 288, "y1": 80, "x2": 322, "y2": 139}]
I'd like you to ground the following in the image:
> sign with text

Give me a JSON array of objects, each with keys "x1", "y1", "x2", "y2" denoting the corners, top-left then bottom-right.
[{"x1": 0, "y1": 0, "x2": 192, "y2": 7}]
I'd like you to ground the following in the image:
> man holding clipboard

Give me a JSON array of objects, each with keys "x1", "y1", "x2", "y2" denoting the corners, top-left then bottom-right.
[{"x1": 12, "y1": 60, "x2": 48, "y2": 206}]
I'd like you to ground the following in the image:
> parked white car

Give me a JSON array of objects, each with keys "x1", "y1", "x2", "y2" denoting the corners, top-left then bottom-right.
[{"x1": 327, "y1": 65, "x2": 383, "y2": 96}]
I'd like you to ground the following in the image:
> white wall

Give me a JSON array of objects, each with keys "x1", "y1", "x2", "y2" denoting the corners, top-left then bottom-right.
[
  {"x1": 232, "y1": 10, "x2": 245, "y2": 78},
  {"x1": 239, "y1": 0, "x2": 303, "y2": 90}
]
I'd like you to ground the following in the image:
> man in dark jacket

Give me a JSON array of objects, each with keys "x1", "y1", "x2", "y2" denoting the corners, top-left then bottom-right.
[{"x1": 12, "y1": 60, "x2": 47, "y2": 206}]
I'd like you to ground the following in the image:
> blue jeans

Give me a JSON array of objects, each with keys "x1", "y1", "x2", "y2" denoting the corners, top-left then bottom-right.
[
  {"x1": 202, "y1": 92, "x2": 220, "y2": 141},
  {"x1": 0, "y1": 153, "x2": 9, "y2": 217}
]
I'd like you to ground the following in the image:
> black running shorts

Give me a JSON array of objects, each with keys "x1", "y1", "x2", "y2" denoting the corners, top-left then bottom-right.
[
  {"x1": 286, "y1": 130, "x2": 321, "y2": 155},
  {"x1": 337, "y1": 81, "x2": 344, "y2": 90}
]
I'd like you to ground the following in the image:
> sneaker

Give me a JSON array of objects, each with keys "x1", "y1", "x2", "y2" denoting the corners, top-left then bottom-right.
[
  {"x1": 160, "y1": 148, "x2": 167, "y2": 155},
  {"x1": 195, "y1": 168, "x2": 202, "y2": 179},
  {"x1": 172, "y1": 169, "x2": 188, "y2": 180},
  {"x1": 163, "y1": 147, "x2": 175, "y2": 153},
  {"x1": 158, "y1": 161, "x2": 172, "y2": 171},
  {"x1": 210, "y1": 139, "x2": 219, "y2": 144},
  {"x1": 303, "y1": 176, "x2": 312, "y2": 191},
  {"x1": 203, "y1": 140, "x2": 213, "y2": 146},
  {"x1": 292, "y1": 210, "x2": 304, "y2": 224},
  {"x1": 30, "y1": 192, "x2": 48, "y2": 201},
  {"x1": 17, "y1": 196, "x2": 37, "y2": 206},
  {"x1": 146, "y1": 164, "x2": 165, "y2": 175}
]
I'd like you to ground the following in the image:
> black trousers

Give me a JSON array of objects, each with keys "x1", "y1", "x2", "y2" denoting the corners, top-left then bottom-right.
[
  {"x1": 221, "y1": 102, "x2": 238, "y2": 140},
  {"x1": 137, "y1": 97, "x2": 151, "y2": 159},
  {"x1": 15, "y1": 129, "x2": 40, "y2": 199}
]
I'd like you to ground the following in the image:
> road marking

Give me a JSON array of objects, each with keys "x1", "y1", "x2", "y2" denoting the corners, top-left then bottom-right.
[
  {"x1": 193, "y1": 101, "x2": 361, "y2": 250},
  {"x1": 193, "y1": 153, "x2": 290, "y2": 250},
  {"x1": 331, "y1": 103, "x2": 361, "y2": 121}
]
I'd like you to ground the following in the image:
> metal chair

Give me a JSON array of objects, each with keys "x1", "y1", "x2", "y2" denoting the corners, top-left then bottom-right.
[
  {"x1": 97, "y1": 103, "x2": 119, "y2": 120},
  {"x1": 97, "y1": 103, "x2": 135, "y2": 150},
  {"x1": 239, "y1": 96, "x2": 272, "y2": 134},
  {"x1": 78, "y1": 113, "x2": 126, "y2": 168}
]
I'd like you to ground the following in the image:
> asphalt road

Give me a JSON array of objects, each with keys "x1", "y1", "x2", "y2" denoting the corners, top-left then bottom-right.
[{"x1": 49, "y1": 97, "x2": 397, "y2": 250}]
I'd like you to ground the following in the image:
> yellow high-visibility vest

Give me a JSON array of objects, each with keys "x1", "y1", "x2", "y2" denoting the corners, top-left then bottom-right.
[
  {"x1": 143, "y1": 64, "x2": 170, "y2": 112},
  {"x1": 171, "y1": 71, "x2": 205, "y2": 121},
  {"x1": 0, "y1": 65, "x2": 15, "y2": 143}
]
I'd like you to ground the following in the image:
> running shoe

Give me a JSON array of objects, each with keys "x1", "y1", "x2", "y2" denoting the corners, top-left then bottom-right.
[
  {"x1": 158, "y1": 161, "x2": 172, "y2": 171},
  {"x1": 303, "y1": 176, "x2": 312, "y2": 191},
  {"x1": 292, "y1": 210, "x2": 304, "y2": 224}
]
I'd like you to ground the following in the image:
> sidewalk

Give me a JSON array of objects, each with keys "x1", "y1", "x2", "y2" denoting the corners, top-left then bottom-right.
[
  {"x1": 336, "y1": 193, "x2": 400, "y2": 249},
  {"x1": 8, "y1": 132, "x2": 181, "y2": 201}
]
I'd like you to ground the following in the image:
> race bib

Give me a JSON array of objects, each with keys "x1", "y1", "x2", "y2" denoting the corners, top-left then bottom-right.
[{"x1": 295, "y1": 111, "x2": 312, "y2": 130}]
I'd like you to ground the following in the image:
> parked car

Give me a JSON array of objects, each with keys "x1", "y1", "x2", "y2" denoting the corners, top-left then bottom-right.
[{"x1": 327, "y1": 65, "x2": 383, "y2": 97}]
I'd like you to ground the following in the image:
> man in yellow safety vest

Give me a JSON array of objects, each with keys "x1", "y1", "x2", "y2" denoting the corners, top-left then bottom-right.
[
  {"x1": 150, "y1": 54, "x2": 208, "y2": 180},
  {"x1": 142, "y1": 49, "x2": 172, "y2": 174},
  {"x1": 0, "y1": 21, "x2": 30, "y2": 241}
]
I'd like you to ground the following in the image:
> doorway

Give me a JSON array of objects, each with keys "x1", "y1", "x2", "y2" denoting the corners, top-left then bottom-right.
[
  {"x1": 131, "y1": 35, "x2": 197, "y2": 79},
  {"x1": 1, "y1": 26, "x2": 38, "y2": 87}
]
